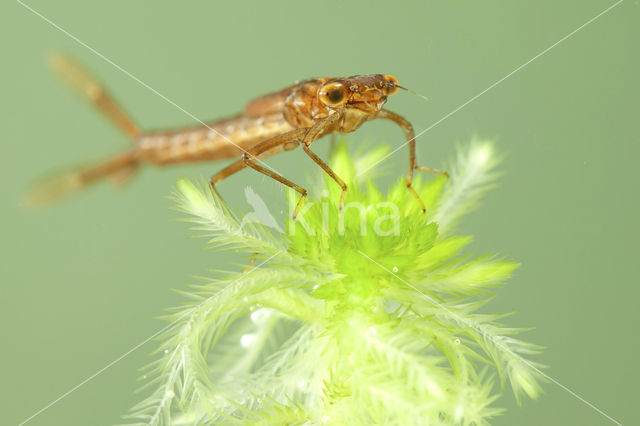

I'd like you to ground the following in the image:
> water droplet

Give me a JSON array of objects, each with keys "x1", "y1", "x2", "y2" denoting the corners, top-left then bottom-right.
[
  {"x1": 163, "y1": 349, "x2": 169, "y2": 354},
  {"x1": 249, "y1": 305, "x2": 256, "y2": 312},
  {"x1": 454, "y1": 404, "x2": 464, "y2": 419},
  {"x1": 250, "y1": 309, "x2": 262, "y2": 322},
  {"x1": 455, "y1": 338, "x2": 461, "y2": 344},
  {"x1": 368, "y1": 326, "x2": 377, "y2": 335},
  {"x1": 243, "y1": 297, "x2": 249, "y2": 303},
  {"x1": 392, "y1": 266, "x2": 398, "y2": 273},
  {"x1": 312, "y1": 284, "x2": 319, "y2": 290},
  {"x1": 371, "y1": 306, "x2": 377, "y2": 312},
  {"x1": 241, "y1": 333, "x2": 256, "y2": 347}
]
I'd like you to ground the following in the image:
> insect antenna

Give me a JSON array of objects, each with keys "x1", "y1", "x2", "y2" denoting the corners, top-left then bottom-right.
[{"x1": 397, "y1": 85, "x2": 429, "y2": 102}]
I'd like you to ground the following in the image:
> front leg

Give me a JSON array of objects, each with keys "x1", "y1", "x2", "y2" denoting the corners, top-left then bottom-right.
[
  {"x1": 302, "y1": 112, "x2": 348, "y2": 211},
  {"x1": 375, "y1": 109, "x2": 448, "y2": 213},
  {"x1": 301, "y1": 144, "x2": 348, "y2": 211}
]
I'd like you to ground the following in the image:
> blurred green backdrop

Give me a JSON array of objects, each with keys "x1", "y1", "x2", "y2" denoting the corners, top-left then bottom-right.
[{"x1": 2, "y1": 1, "x2": 638, "y2": 425}]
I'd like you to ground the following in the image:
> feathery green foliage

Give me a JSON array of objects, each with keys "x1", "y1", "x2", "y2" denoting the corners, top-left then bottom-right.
[{"x1": 125, "y1": 138, "x2": 544, "y2": 425}]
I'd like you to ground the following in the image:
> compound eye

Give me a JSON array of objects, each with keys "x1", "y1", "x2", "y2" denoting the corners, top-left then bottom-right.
[
  {"x1": 318, "y1": 82, "x2": 347, "y2": 107},
  {"x1": 382, "y1": 74, "x2": 399, "y2": 96}
]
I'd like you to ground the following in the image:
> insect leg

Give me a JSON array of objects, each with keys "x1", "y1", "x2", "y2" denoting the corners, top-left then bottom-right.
[
  {"x1": 300, "y1": 112, "x2": 348, "y2": 210},
  {"x1": 375, "y1": 109, "x2": 448, "y2": 213},
  {"x1": 243, "y1": 253, "x2": 259, "y2": 272},
  {"x1": 209, "y1": 128, "x2": 310, "y2": 218},
  {"x1": 243, "y1": 153, "x2": 310, "y2": 219},
  {"x1": 301, "y1": 144, "x2": 347, "y2": 211}
]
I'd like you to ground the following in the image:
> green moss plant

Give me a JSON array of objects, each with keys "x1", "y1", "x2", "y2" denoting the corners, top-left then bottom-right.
[{"x1": 125, "y1": 139, "x2": 544, "y2": 425}]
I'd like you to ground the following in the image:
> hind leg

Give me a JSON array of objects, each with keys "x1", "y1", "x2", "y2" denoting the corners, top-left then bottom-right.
[{"x1": 210, "y1": 128, "x2": 310, "y2": 218}]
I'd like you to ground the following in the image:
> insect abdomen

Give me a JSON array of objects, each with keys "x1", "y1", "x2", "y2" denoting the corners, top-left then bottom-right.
[{"x1": 136, "y1": 113, "x2": 293, "y2": 165}]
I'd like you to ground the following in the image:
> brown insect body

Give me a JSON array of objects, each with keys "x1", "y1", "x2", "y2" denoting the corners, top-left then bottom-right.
[
  {"x1": 29, "y1": 56, "x2": 446, "y2": 214},
  {"x1": 136, "y1": 113, "x2": 294, "y2": 165},
  {"x1": 136, "y1": 75, "x2": 390, "y2": 166}
]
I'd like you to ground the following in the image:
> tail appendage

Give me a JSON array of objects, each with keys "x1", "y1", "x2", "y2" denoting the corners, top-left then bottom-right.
[
  {"x1": 26, "y1": 151, "x2": 139, "y2": 206},
  {"x1": 28, "y1": 55, "x2": 141, "y2": 206},
  {"x1": 50, "y1": 53, "x2": 140, "y2": 139}
]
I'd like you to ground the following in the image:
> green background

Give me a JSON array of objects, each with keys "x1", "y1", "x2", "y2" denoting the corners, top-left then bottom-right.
[{"x1": 2, "y1": 1, "x2": 638, "y2": 424}]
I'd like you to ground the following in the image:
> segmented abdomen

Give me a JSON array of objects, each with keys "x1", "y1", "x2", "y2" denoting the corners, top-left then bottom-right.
[{"x1": 136, "y1": 113, "x2": 294, "y2": 165}]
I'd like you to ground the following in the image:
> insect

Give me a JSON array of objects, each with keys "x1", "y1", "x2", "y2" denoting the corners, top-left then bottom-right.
[{"x1": 29, "y1": 55, "x2": 446, "y2": 217}]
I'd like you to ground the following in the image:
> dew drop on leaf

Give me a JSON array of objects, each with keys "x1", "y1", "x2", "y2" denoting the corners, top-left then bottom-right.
[
  {"x1": 241, "y1": 333, "x2": 256, "y2": 347},
  {"x1": 250, "y1": 309, "x2": 262, "y2": 322}
]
